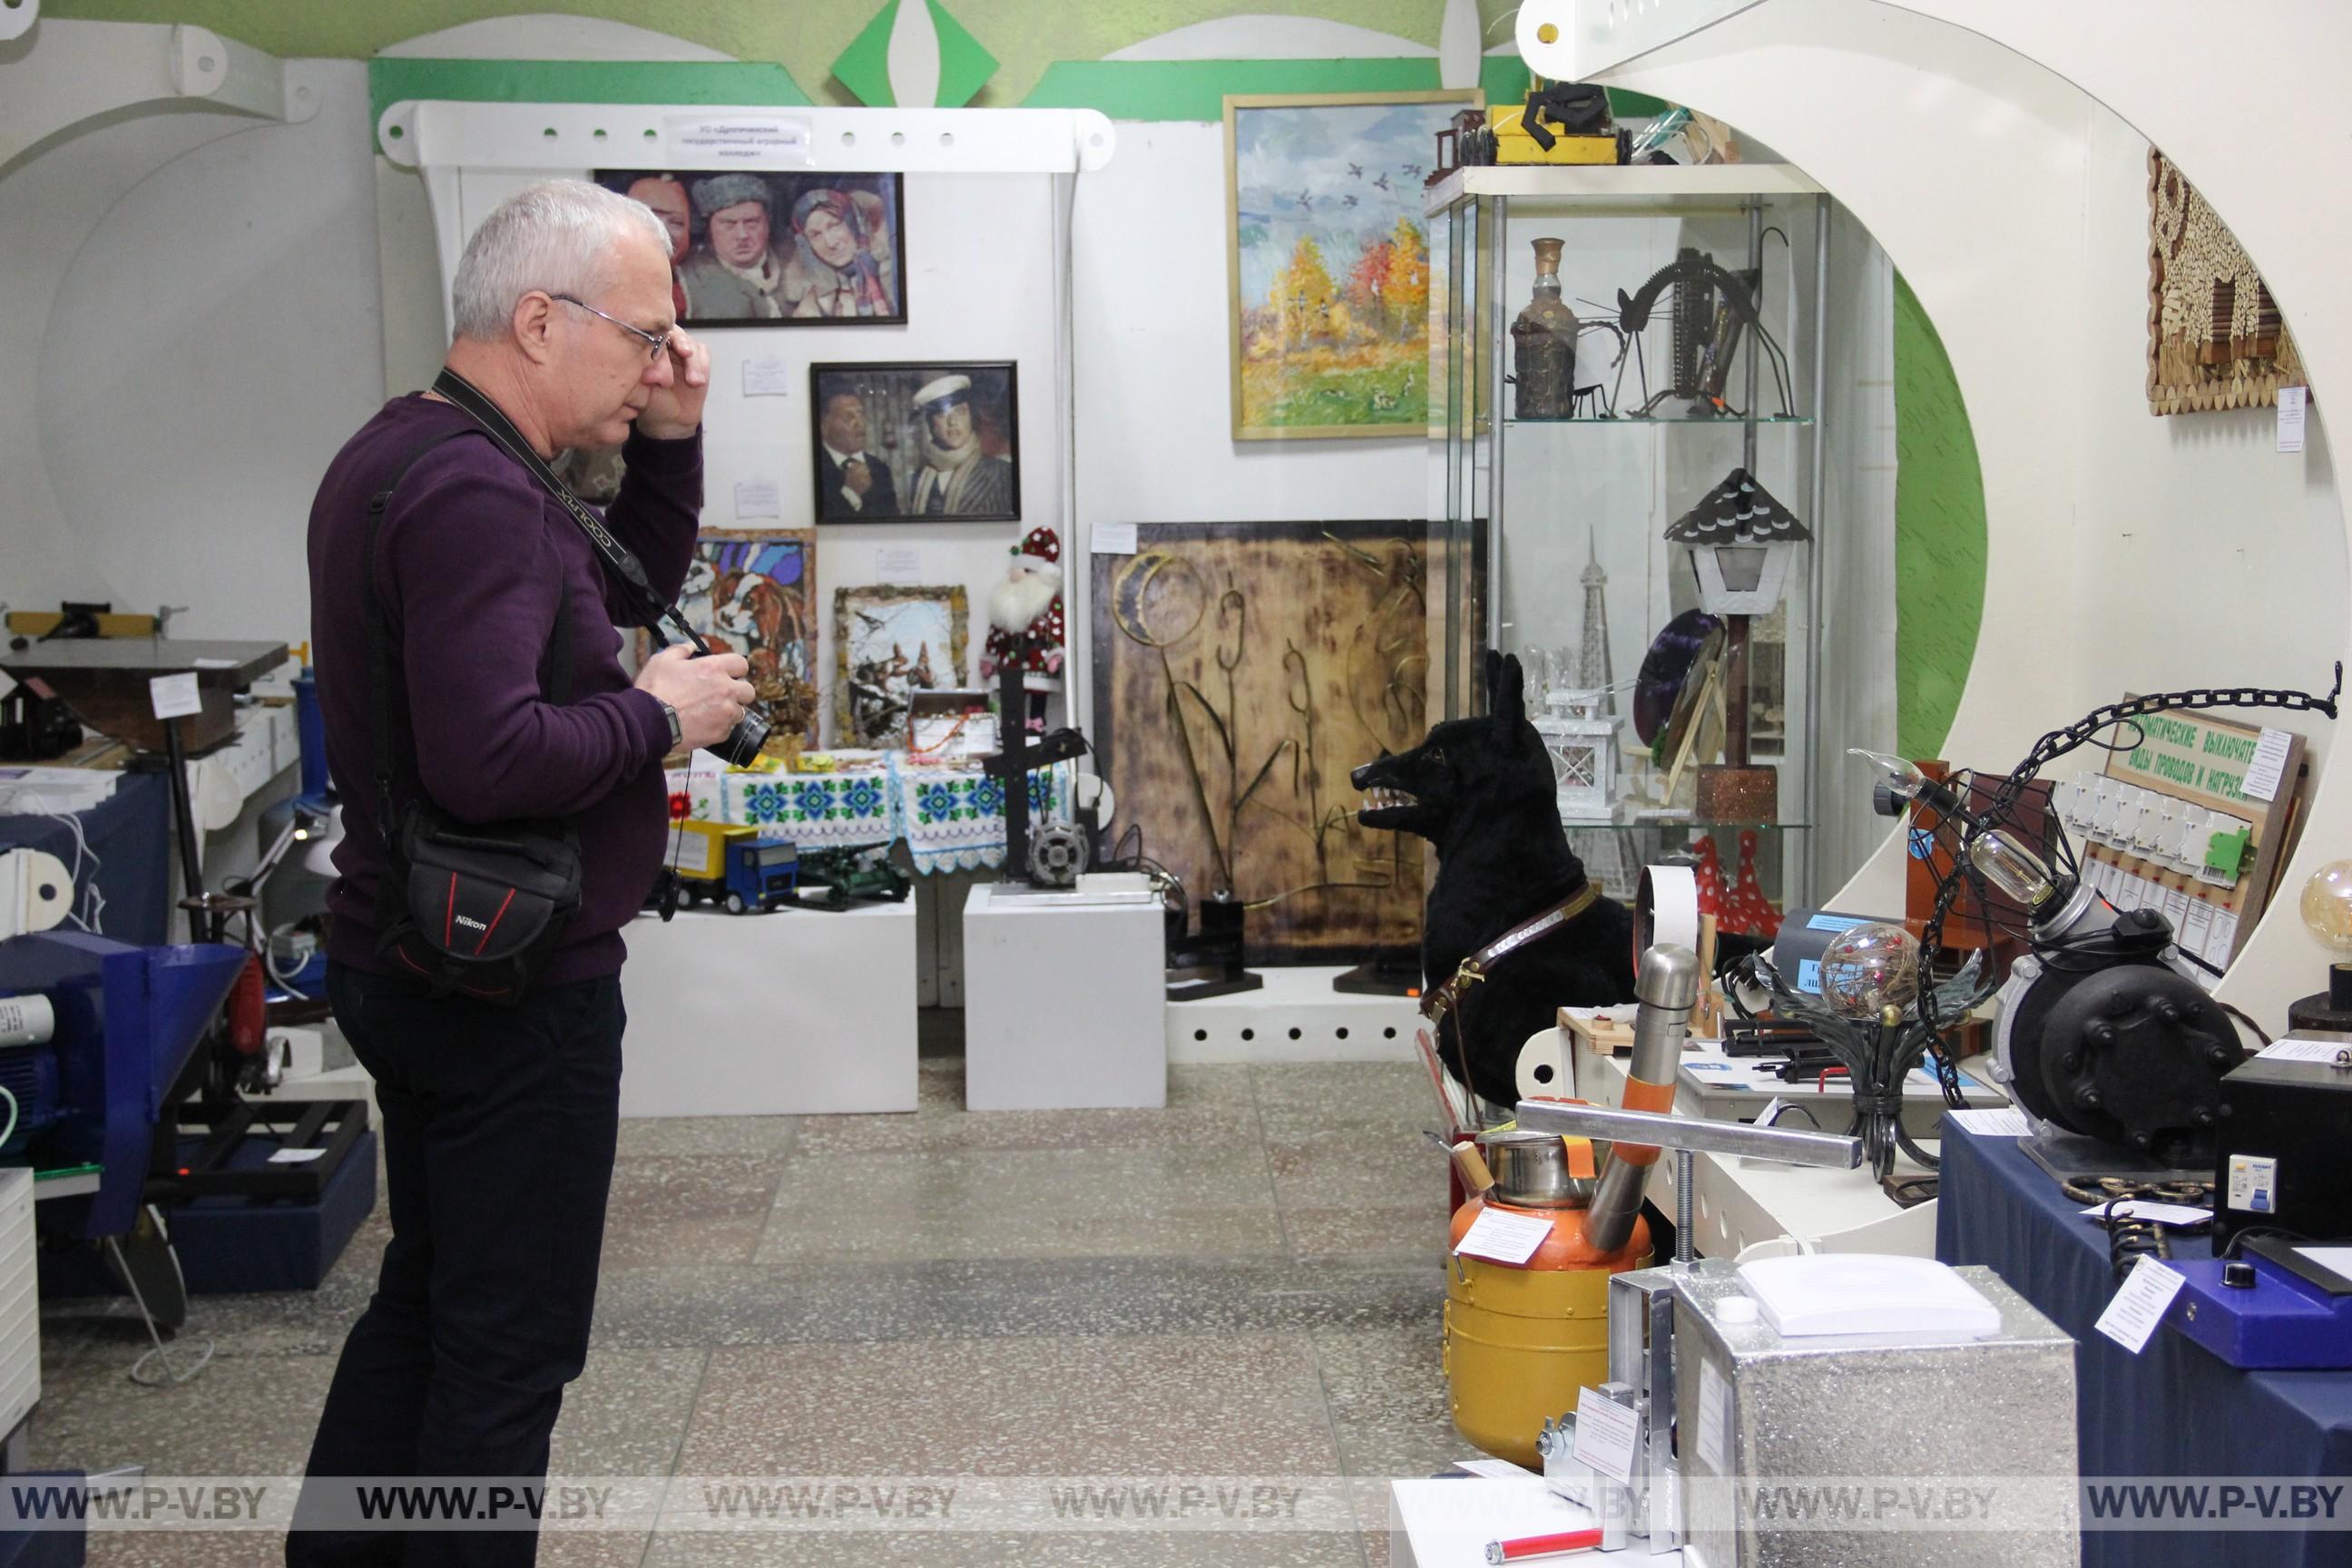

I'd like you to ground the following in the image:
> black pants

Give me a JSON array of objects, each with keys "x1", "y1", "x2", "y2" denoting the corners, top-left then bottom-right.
[{"x1": 287, "y1": 964, "x2": 625, "y2": 1568}]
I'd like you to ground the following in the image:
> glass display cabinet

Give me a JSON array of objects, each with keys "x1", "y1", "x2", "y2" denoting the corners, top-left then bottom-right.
[{"x1": 1427, "y1": 163, "x2": 1830, "y2": 915}]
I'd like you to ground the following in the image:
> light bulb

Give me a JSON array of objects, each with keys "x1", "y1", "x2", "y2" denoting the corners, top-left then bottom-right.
[
  {"x1": 1971, "y1": 829, "x2": 2058, "y2": 911},
  {"x1": 1848, "y1": 748, "x2": 1928, "y2": 801},
  {"x1": 2300, "y1": 859, "x2": 2352, "y2": 959},
  {"x1": 1817, "y1": 922, "x2": 1921, "y2": 1020}
]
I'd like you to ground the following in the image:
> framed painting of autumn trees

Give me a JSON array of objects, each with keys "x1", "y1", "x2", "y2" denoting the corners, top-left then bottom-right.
[{"x1": 1223, "y1": 91, "x2": 1478, "y2": 441}]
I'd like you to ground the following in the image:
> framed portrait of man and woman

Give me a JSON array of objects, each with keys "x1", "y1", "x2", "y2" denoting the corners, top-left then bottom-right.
[{"x1": 593, "y1": 168, "x2": 908, "y2": 327}]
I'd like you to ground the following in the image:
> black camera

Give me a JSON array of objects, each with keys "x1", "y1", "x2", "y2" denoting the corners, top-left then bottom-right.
[
  {"x1": 685, "y1": 642, "x2": 769, "y2": 767},
  {"x1": 709, "y1": 703, "x2": 769, "y2": 768}
]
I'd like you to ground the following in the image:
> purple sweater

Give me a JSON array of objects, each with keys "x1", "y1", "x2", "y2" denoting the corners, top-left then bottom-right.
[{"x1": 307, "y1": 395, "x2": 701, "y2": 985}]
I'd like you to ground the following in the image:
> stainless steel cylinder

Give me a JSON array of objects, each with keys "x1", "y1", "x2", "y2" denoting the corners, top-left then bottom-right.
[{"x1": 1586, "y1": 943, "x2": 1700, "y2": 1253}]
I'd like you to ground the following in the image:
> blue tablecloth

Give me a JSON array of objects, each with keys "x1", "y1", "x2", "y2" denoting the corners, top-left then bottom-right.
[
  {"x1": 0, "y1": 769, "x2": 170, "y2": 947},
  {"x1": 1938, "y1": 1125, "x2": 2352, "y2": 1568}
]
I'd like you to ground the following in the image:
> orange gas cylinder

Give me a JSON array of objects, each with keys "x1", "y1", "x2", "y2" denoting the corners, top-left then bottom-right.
[{"x1": 1442, "y1": 1191, "x2": 1651, "y2": 1468}]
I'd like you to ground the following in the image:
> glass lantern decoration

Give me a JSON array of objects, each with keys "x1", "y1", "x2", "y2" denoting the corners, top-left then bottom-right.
[
  {"x1": 2288, "y1": 858, "x2": 2352, "y2": 1032},
  {"x1": 1532, "y1": 683, "x2": 1620, "y2": 824},
  {"x1": 1663, "y1": 466, "x2": 1812, "y2": 616},
  {"x1": 1509, "y1": 237, "x2": 1580, "y2": 420}
]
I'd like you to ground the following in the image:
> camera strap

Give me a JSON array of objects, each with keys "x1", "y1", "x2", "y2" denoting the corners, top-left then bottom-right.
[{"x1": 430, "y1": 368, "x2": 708, "y2": 653}]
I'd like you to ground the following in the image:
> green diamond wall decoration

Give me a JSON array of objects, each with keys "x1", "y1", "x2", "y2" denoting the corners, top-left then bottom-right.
[{"x1": 832, "y1": 0, "x2": 998, "y2": 109}]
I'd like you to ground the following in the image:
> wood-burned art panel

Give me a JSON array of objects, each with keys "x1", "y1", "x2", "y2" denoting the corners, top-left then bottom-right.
[{"x1": 1092, "y1": 522, "x2": 1432, "y2": 964}]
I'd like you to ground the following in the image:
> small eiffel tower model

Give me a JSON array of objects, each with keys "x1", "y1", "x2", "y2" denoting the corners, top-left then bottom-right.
[
  {"x1": 1577, "y1": 528, "x2": 1615, "y2": 715},
  {"x1": 1563, "y1": 529, "x2": 1638, "y2": 892}
]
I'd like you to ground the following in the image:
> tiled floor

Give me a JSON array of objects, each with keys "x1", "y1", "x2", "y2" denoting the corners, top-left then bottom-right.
[{"x1": 31, "y1": 1050, "x2": 1462, "y2": 1566}]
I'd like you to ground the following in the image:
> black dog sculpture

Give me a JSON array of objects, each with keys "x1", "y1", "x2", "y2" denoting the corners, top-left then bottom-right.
[{"x1": 1352, "y1": 651, "x2": 1641, "y2": 1108}]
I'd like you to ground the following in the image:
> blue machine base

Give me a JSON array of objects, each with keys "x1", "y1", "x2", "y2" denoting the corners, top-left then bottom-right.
[
  {"x1": 41, "y1": 1129, "x2": 377, "y2": 1298},
  {"x1": 2171, "y1": 1250, "x2": 2352, "y2": 1369}
]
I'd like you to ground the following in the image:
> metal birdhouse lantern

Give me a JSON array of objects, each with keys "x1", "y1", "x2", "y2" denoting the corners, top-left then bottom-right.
[{"x1": 1664, "y1": 466, "x2": 1810, "y2": 616}]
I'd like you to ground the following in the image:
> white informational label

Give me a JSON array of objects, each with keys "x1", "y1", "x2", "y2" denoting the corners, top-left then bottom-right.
[
  {"x1": 1092, "y1": 522, "x2": 1139, "y2": 555},
  {"x1": 664, "y1": 827, "x2": 717, "y2": 878},
  {"x1": 2243, "y1": 728, "x2": 2292, "y2": 803},
  {"x1": 1945, "y1": 1106, "x2": 2032, "y2": 1137},
  {"x1": 1696, "y1": 1358, "x2": 1732, "y2": 1473},
  {"x1": 663, "y1": 114, "x2": 811, "y2": 166},
  {"x1": 149, "y1": 671, "x2": 201, "y2": 720},
  {"x1": 1454, "y1": 1458, "x2": 1536, "y2": 1480},
  {"x1": 2160, "y1": 886, "x2": 2192, "y2": 933},
  {"x1": 742, "y1": 357, "x2": 794, "y2": 397},
  {"x1": 2257, "y1": 1038, "x2": 2352, "y2": 1063},
  {"x1": 2205, "y1": 907, "x2": 2241, "y2": 966},
  {"x1": 2094, "y1": 1256, "x2": 2186, "y2": 1355},
  {"x1": 876, "y1": 544, "x2": 924, "y2": 584},
  {"x1": 2180, "y1": 898, "x2": 2215, "y2": 956},
  {"x1": 2278, "y1": 386, "x2": 2308, "y2": 454},
  {"x1": 733, "y1": 479, "x2": 782, "y2": 521},
  {"x1": 268, "y1": 1147, "x2": 327, "y2": 1164},
  {"x1": 2080, "y1": 1200, "x2": 2213, "y2": 1227},
  {"x1": 1572, "y1": 1387, "x2": 1642, "y2": 1485},
  {"x1": 1454, "y1": 1205, "x2": 1553, "y2": 1265}
]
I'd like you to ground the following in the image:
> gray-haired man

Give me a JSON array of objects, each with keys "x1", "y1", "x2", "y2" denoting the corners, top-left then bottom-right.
[{"x1": 289, "y1": 179, "x2": 748, "y2": 1567}]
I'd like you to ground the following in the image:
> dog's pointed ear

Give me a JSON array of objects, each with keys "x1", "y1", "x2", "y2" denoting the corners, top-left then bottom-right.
[
  {"x1": 1495, "y1": 652, "x2": 1526, "y2": 725},
  {"x1": 1482, "y1": 649, "x2": 1504, "y2": 715}
]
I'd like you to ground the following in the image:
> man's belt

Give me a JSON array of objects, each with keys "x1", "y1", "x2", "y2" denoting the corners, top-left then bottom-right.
[{"x1": 1421, "y1": 882, "x2": 1603, "y2": 1031}]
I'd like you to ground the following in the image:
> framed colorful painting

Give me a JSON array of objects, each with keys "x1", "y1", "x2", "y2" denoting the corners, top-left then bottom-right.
[
  {"x1": 1224, "y1": 90, "x2": 1478, "y2": 442},
  {"x1": 659, "y1": 530, "x2": 819, "y2": 745},
  {"x1": 834, "y1": 584, "x2": 969, "y2": 749}
]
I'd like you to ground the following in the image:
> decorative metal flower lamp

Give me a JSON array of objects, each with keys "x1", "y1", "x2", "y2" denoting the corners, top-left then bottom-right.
[{"x1": 1739, "y1": 920, "x2": 1980, "y2": 1181}]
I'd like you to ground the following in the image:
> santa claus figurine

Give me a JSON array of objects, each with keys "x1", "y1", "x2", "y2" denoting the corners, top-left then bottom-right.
[{"x1": 982, "y1": 525, "x2": 1065, "y2": 681}]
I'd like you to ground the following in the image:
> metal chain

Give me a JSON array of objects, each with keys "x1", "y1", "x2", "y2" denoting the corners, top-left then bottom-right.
[{"x1": 1915, "y1": 667, "x2": 2341, "y2": 1032}]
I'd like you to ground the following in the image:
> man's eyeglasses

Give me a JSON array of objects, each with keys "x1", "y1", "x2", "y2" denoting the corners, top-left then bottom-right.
[{"x1": 552, "y1": 293, "x2": 671, "y2": 363}]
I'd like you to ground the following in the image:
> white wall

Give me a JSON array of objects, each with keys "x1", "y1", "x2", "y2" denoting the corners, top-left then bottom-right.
[
  {"x1": 2066, "y1": 104, "x2": 2340, "y2": 771},
  {"x1": 31, "y1": 60, "x2": 380, "y2": 650}
]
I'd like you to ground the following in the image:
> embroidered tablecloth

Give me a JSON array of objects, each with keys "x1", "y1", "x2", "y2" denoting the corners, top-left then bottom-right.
[{"x1": 665, "y1": 755, "x2": 1063, "y2": 873}]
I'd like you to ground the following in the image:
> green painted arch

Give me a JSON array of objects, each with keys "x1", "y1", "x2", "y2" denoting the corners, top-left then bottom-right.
[{"x1": 1891, "y1": 269, "x2": 1987, "y2": 761}]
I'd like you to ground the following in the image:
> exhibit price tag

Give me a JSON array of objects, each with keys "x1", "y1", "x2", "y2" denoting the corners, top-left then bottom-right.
[
  {"x1": 1092, "y1": 523, "x2": 1139, "y2": 555},
  {"x1": 2094, "y1": 1255, "x2": 2186, "y2": 1355},
  {"x1": 1454, "y1": 1206, "x2": 1553, "y2": 1265},
  {"x1": 2278, "y1": 386, "x2": 2307, "y2": 453},
  {"x1": 2242, "y1": 728, "x2": 2291, "y2": 803},
  {"x1": 149, "y1": 672, "x2": 201, "y2": 721},
  {"x1": 1571, "y1": 1387, "x2": 1641, "y2": 1484},
  {"x1": 1454, "y1": 1458, "x2": 1536, "y2": 1480}
]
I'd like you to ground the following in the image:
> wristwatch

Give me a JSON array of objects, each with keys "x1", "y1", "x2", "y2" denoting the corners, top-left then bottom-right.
[{"x1": 656, "y1": 698, "x2": 683, "y2": 750}]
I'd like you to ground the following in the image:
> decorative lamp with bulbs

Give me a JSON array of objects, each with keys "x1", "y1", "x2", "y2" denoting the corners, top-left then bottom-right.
[{"x1": 2288, "y1": 859, "x2": 2352, "y2": 1033}]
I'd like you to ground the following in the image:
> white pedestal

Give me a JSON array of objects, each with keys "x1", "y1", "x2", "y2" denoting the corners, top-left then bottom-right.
[
  {"x1": 964, "y1": 876, "x2": 1165, "y2": 1110},
  {"x1": 617, "y1": 904, "x2": 917, "y2": 1116}
]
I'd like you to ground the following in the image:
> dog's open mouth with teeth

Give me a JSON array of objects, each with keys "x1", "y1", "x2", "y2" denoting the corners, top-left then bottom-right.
[{"x1": 1350, "y1": 759, "x2": 1423, "y2": 829}]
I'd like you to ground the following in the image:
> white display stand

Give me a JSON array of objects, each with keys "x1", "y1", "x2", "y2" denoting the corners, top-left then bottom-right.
[
  {"x1": 1553, "y1": 1024, "x2": 1944, "y2": 1256},
  {"x1": 964, "y1": 875, "x2": 1165, "y2": 1110},
  {"x1": 1388, "y1": 1475, "x2": 1681, "y2": 1567},
  {"x1": 618, "y1": 905, "x2": 916, "y2": 1116},
  {"x1": 1168, "y1": 965, "x2": 1422, "y2": 1063}
]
